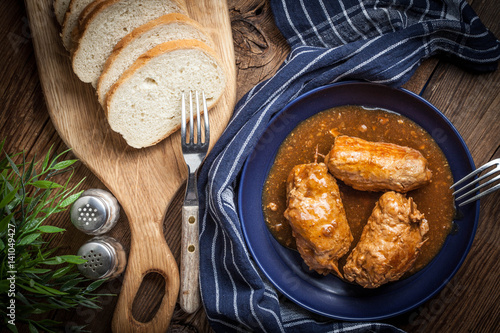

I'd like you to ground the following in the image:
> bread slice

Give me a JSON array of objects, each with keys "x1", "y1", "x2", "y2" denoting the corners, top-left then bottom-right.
[
  {"x1": 106, "y1": 39, "x2": 227, "y2": 149},
  {"x1": 97, "y1": 13, "x2": 214, "y2": 107},
  {"x1": 60, "y1": 0, "x2": 96, "y2": 51},
  {"x1": 53, "y1": 0, "x2": 71, "y2": 25},
  {"x1": 72, "y1": 0, "x2": 187, "y2": 86}
]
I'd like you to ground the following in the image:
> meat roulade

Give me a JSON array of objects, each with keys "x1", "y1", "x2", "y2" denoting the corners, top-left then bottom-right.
[
  {"x1": 325, "y1": 135, "x2": 432, "y2": 192},
  {"x1": 343, "y1": 191, "x2": 429, "y2": 288},
  {"x1": 284, "y1": 161, "x2": 353, "y2": 277}
]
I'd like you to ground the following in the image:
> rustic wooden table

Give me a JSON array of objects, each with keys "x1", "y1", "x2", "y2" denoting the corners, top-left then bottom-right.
[{"x1": 1, "y1": 0, "x2": 498, "y2": 332}]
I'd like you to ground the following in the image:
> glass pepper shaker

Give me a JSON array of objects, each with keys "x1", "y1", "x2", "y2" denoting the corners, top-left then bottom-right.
[
  {"x1": 76, "y1": 236, "x2": 127, "y2": 280},
  {"x1": 70, "y1": 189, "x2": 120, "y2": 235}
]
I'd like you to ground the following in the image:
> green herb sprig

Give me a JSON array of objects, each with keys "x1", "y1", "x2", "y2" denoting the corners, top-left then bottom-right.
[{"x1": 0, "y1": 141, "x2": 111, "y2": 332}]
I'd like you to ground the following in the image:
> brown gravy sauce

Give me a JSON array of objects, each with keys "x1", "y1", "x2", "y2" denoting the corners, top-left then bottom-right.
[{"x1": 262, "y1": 106, "x2": 455, "y2": 276}]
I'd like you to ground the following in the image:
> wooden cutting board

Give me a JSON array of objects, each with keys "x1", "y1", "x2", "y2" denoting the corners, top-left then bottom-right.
[{"x1": 23, "y1": 0, "x2": 236, "y2": 332}]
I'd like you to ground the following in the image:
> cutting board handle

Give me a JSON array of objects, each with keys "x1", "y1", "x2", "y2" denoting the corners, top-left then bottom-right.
[{"x1": 112, "y1": 212, "x2": 179, "y2": 333}]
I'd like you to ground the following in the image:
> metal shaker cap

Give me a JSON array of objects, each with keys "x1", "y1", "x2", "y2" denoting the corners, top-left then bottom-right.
[
  {"x1": 70, "y1": 189, "x2": 120, "y2": 235},
  {"x1": 77, "y1": 236, "x2": 127, "y2": 280}
]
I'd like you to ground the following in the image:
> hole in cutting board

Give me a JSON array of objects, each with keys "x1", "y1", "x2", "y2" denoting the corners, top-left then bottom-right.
[
  {"x1": 130, "y1": 182, "x2": 187, "y2": 322},
  {"x1": 131, "y1": 271, "x2": 166, "y2": 323}
]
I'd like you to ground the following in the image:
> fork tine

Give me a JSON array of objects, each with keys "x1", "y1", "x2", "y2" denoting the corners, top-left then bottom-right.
[
  {"x1": 457, "y1": 181, "x2": 500, "y2": 206},
  {"x1": 189, "y1": 90, "x2": 194, "y2": 144},
  {"x1": 181, "y1": 91, "x2": 186, "y2": 143},
  {"x1": 451, "y1": 158, "x2": 500, "y2": 206},
  {"x1": 456, "y1": 174, "x2": 500, "y2": 202},
  {"x1": 452, "y1": 168, "x2": 499, "y2": 195},
  {"x1": 202, "y1": 91, "x2": 209, "y2": 145},
  {"x1": 196, "y1": 91, "x2": 202, "y2": 143},
  {"x1": 450, "y1": 168, "x2": 481, "y2": 189},
  {"x1": 451, "y1": 159, "x2": 499, "y2": 189}
]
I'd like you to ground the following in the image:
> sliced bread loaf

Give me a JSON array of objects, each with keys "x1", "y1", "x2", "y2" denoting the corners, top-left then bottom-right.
[
  {"x1": 61, "y1": 0, "x2": 96, "y2": 51},
  {"x1": 72, "y1": 0, "x2": 187, "y2": 86},
  {"x1": 53, "y1": 0, "x2": 71, "y2": 25},
  {"x1": 97, "y1": 13, "x2": 214, "y2": 107},
  {"x1": 106, "y1": 39, "x2": 226, "y2": 149}
]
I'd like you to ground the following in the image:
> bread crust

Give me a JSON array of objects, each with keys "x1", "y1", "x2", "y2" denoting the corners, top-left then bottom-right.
[
  {"x1": 78, "y1": 0, "x2": 118, "y2": 32},
  {"x1": 97, "y1": 13, "x2": 214, "y2": 105}
]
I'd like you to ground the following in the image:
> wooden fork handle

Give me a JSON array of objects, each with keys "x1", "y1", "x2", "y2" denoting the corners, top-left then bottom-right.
[
  {"x1": 180, "y1": 205, "x2": 201, "y2": 313},
  {"x1": 112, "y1": 212, "x2": 179, "y2": 333}
]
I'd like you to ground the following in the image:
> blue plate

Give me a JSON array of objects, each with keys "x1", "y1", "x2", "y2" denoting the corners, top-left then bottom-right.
[{"x1": 238, "y1": 82, "x2": 479, "y2": 321}]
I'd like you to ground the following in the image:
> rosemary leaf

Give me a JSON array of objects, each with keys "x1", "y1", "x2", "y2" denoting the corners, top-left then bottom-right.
[
  {"x1": 41, "y1": 146, "x2": 51, "y2": 171},
  {"x1": 60, "y1": 278, "x2": 82, "y2": 292},
  {"x1": 51, "y1": 265, "x2": 72, "y2": 279},
  {"x1": 36, "y1": 225, "x2": 65, "y2": 234},
  {"x1": 59, "y1": 191, "x2": 84, "y2": 208},
  {"x1": 22, "y1": 268, "x2": 51, "y2": 274},
  {"x1": 84, "y1": 279, "x2": 107, "y2": 293},
  {"x1": 18, "y1": 233, "x2": 42, "y2": 246},
  {"x1": 30, "y1": 180, "x2": 63, "y2": 190},
  {"x1": 28, "y1": 322, "x2": 39, "y2": 333},
  {"x1": 0, "y1": 185, "x2": 18, "y2": 209},
  {"x1": 5, "y1": 153, "x2": 20, "y2": 177},
  {"x1": 23, "y1": 156, "x2": 36, "y2": 184},
  {"x1": 51, "y1": 159, "x2": 78, "y2": 171},
  {"x1": 0, "y1": 212, "x2": 15, "y2": 234}
]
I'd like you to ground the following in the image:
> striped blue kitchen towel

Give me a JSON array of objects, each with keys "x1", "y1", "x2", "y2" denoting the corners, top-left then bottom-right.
[{"x1": 197, "y1": 0, "x2": 500, "y2": 332}]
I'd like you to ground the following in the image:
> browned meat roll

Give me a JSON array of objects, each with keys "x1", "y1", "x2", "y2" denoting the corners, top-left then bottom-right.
[
  {"x1": 343, "y1": 191, "x2": 429, "y2": 288},
  {"x1": 325, "y1": 135, "x2": 432, "y2": 192},
  {"x1": 284, "y1": 162, "x2": 353, "y2": 277}
]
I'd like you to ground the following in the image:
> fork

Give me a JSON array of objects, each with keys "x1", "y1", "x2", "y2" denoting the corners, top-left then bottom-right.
[
  {"x1": 450, "y1": 158, "x2": 500, "y2": 206},
  {"x1": 180, "y1": 91, "x2": 210, "y2": 313}
]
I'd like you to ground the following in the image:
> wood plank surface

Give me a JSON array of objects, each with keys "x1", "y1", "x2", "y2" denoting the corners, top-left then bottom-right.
[{"x1": 1, "y1": 0, "x2": 498, "y2": 332}]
